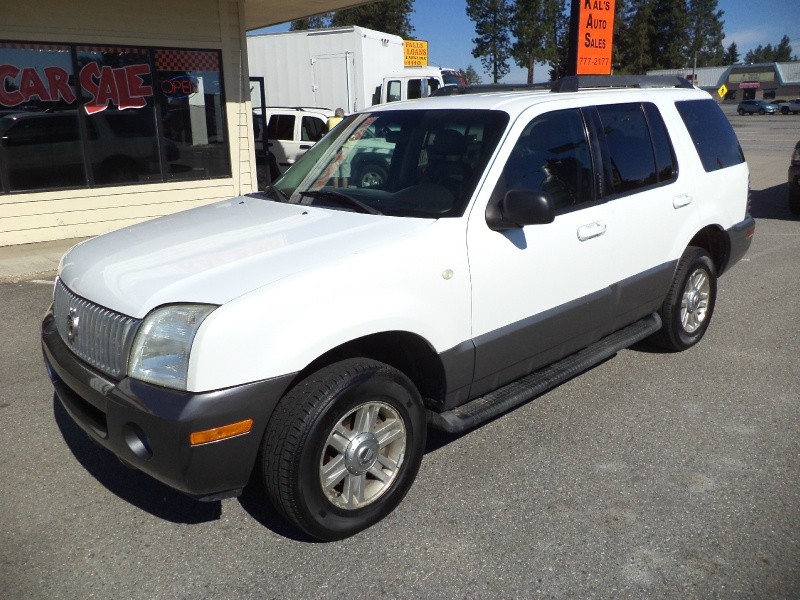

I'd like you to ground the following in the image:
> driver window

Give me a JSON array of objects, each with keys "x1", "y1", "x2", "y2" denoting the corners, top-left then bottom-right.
[{"x1": 503, "y1": 109, "x2": 594, "y2": 210}]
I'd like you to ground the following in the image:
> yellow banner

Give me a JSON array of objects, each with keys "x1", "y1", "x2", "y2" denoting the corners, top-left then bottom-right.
[{"x1": 404, "y1": 40, "x2": 428, "y2": 67}]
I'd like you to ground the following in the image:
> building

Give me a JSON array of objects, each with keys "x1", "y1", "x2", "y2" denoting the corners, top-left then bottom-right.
[
  {"x1": 0, "y1": 1, "x2": 368, "y2": 247},
  {"x1": 648, "y1": 62, "x2": 800, "y2": 102}
]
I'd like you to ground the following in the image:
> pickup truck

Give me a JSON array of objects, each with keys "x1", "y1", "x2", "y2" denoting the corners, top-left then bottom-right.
[{"x1": 780, "y1": 99, "x2": 800, "y2": 115}]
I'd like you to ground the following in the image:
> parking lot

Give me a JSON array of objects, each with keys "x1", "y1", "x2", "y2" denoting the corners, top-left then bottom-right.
[{"x1": 1, "y1": 107, "x2": 798, "y2": 599}]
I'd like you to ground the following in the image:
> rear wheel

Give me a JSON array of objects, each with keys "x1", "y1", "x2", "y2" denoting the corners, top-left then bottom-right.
[
  {"x1": 758, "y1": 108, "x2": 765, "y2": 115},
  {"x1": 261, "y1": 359, "x2": 426, "y2": 540},
  {"x1": 737, "y1": 109, "x2": 744, "y2": 115},
  {"x1": 652, "y1": 246, "x2": 717, "y2": 351}
]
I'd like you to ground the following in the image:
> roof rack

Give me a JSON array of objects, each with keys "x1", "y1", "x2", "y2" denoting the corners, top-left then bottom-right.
[
  {"x1": 430, "y1": 76, "x2": 693, "y2": 99},
  {"x1": 431, "y1": 83, "x2": 550, "y2": 97},
  {"x1": 254, "y1": 106, "x2": 333, "y2": 112},
  {"x1": 550, "y1": 75, "x2": 694, "y2": 92}
]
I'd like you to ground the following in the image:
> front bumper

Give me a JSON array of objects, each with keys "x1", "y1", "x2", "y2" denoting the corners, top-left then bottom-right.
[{"x1": 42, "y1": 310, "x2": 296, "y2": 500}]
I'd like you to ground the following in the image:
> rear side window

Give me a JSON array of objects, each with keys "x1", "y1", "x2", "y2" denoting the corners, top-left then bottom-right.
[
  {"x1": 267, "y1": 114, "x2": 295, "y2": 141},
  {"x1": 597, "y1": 103, "x2": 658, "y2": 194},
  {"x1": 301, "y1": 116, "x2": 326, "y2": 142},
  {"x1": 675, "y1": 99, "x2": 744, "y2": 172}
]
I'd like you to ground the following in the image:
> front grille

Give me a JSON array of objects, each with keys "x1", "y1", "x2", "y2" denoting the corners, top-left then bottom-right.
[{"x1": 53, "y1": 279, "x2": 141, "y2": 379}]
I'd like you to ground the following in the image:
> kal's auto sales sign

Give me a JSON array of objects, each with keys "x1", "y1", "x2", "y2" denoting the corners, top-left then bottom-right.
[{"x1": 0, "y1": 62, "x2": 154, "y2": 114}]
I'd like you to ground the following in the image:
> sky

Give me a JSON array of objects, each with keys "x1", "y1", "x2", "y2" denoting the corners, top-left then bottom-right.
[{"x1": 258, "y1": 0, "x2": 800, "y2": 84}]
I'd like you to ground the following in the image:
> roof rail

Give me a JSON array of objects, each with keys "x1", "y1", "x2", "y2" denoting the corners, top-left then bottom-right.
[
  {"x1": 551, "y1": 75, "x2": 694, "y2": 92},
  {"x1": 431, "y1": 83, "x2": 550, "y2": 97},
  {"x1": 255, "y1": 106, "x2": 334, "y2": 112}
]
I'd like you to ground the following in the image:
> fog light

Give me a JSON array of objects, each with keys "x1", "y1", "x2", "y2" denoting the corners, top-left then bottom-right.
[
  {"x1": 190, "y1": 419, "x2": 253, "y2": 446},
  {"x1": 123, "y1": 423, "x2": 153, "y2": 459}
]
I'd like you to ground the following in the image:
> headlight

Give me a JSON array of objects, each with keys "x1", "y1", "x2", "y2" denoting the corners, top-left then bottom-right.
[{"x1": 128, "y1": 304, "x2": 217, "y2": 390}]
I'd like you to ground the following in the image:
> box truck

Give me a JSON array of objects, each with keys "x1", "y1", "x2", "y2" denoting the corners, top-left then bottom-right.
[
  {"x1": 247, "y1": 27, "x2": 466, "y2": 113},
  {"x1": 247, "y1": 26, "x2": 404, "y2": 113}
]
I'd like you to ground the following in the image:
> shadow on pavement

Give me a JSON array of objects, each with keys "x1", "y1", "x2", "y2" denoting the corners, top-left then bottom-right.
[
  {"x1": 750, "y1": 183, "x2": 799, "y2": 220},
  {"x1": 53, "y1": 395, "x2": 222, "y2": 524}
]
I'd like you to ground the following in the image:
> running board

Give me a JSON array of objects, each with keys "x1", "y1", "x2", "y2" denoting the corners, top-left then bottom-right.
[{"x1": 427, "y1": 313, "x2": 662, "y2": 434}]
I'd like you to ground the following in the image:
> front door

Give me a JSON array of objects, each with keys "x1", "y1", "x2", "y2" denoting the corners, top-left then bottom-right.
[{"x1": 467, "y1": 107, "x2": 615, "y2": 396}]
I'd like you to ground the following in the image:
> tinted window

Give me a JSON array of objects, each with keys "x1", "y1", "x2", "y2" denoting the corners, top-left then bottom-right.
[
  {"x1": 504, "y1": 109, "x2": 594, "y2": 209},
  {"x1": 407, "y1": 79, "x2": 423, "y2": 100},
  {"x1": 301, "y1": 116, "x2": 325, "y2": 142},
  {"x1": 642, "y1": 103, "x2": 678, "y2": 182},
  {"x1": 676, "y1": 99, "x2": 745, "y2": 172},
  {"x1": 268, "y1": 114, "x2": 295, "y2": 140},
  {"x1": 597, "y1": 103, "x2": 657, "y2": 194}
]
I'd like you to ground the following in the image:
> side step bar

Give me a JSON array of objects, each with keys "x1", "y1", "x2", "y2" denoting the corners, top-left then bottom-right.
[{"x1": 427, "y1": 313, "x2": 662, "y2": 433}]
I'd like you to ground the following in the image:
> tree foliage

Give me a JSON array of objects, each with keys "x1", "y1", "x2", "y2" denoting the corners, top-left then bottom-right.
[
  {"x1": 686, "y1": 0, "x2": 725, "y2": 66},
  {"x1": 466, "y1": 0, "x2": 512, "y2": 83},
  {"x1": 330, "y1": 0, "x2": 415, "y2": 38},
  {"x1": 289, "y1": 15, "x2": 329, "y2": 31},
  {"x1": 511, "y1": 0, "x2": 562, "y2": 83},
  {"x1": 724, "y1": 42, "x2": 740, "y2": 65},
  {"x1": 743, "y1": 36, "x2": 795, "y2": 63},
  {"x1": 460, "y1": 65, "x2": 482, "y2": 84}
]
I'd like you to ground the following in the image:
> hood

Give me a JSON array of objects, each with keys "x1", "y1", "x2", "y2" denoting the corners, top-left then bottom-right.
[{"x1": 59, "y1": 196, "x2": 432, "y2": 318}]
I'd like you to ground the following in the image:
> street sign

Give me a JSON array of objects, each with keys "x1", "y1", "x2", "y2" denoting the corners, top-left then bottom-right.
[{"x1": 717, "y1": 83, "x2": 728, "y2": 99}]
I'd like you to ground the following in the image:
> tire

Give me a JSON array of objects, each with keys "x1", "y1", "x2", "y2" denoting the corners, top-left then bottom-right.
[
  {"x1": 651, "y1": 246, "x2": 717, "y2": 352},
  {"x1": 356, "y1": 163, "x2": 388, "y2": 188},
  {"x1": 737, "y1": 109, "x2": 744, "y2": 115},
  {"x1": 758, "y1": 108, "x2": 765, "y2": 115},
  {"x1": 261, "y1": 359, "x2": 426, "y2": 540},
  {"x1": 782, "y1": 107, "x2": 789, "y2": 115}
]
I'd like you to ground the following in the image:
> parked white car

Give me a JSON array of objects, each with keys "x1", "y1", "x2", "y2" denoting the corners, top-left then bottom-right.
[{"x1": 43, "y1": 76, "x2": 755, "y2": 541}]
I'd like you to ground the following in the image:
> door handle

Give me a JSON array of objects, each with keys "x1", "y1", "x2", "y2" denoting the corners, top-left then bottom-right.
[
  {"x1": 577, "y1": 221, "x2": 606, "y2": 242},
  {"x1": 299, "y1": 144, "x2": 312, "y2": 150},
  {"x1": 673, "y1": 193, "x2": 692, "y2": 208}
]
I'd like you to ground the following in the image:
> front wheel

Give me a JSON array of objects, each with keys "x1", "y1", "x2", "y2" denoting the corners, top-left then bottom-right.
[
  {"x1": 758, "y1": 108, "x2": 765, "y2": 115},
  {"x1": 651, "y1": 246, "x2": 717, "y2": 351},
  {"x1": 737, "y1": 109, "x2": 744, "y2": 115},
  {"x1": 261, "y1": 359, "x2": 427, "y2": 540}
]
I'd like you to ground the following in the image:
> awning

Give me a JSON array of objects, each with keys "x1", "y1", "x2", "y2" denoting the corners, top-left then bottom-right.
[{"x1": 244, "y1": 0, "x2": 374, "y2": 31}]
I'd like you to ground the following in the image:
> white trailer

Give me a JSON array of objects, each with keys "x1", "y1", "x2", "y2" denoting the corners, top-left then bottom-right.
[{"x1": 247, "y1": 26, "x2": 405, "y2": 114}]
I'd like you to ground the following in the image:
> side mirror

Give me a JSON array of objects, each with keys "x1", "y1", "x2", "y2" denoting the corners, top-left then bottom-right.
[{"x1": 486, "y1": 189, "x2": 555, "y2": 230}]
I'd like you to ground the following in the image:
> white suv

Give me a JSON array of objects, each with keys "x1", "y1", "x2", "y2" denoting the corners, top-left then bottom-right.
[
  {"x1": 253, "y1": 106, "x2": 333, "y2": 172},
  {"x1": 43, "y1": 76, "x2": 755, "y2": 541}
]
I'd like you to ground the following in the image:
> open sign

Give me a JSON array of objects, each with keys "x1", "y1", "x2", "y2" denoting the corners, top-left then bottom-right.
[{"x1": 161, "y1": 75, "x2": 198, "y2": 99}]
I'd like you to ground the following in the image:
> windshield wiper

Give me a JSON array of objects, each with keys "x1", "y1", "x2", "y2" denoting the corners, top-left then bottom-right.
[
  {"x1": 267, "y1": 184, "x2": 290, "y2": 203},
  {"x1": 299, "y1": 190, "x2": 383, "y2": 215}
]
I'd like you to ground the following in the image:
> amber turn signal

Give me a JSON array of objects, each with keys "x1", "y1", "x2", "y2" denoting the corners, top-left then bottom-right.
[{"x1": 190, "y1": 419, "x2": 253, "y2": 446}]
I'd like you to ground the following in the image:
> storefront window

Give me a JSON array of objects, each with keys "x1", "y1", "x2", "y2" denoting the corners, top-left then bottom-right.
[
  {"x1": 0, "y1": 43, "x2": 84, "y2": 192},
  {"x1": 76, "y1": 46, "x2": 161, "y2": 185},
  {"x1": 155, "y1": 49, "x2": 229, "y2": 180},
  {"x1": 0, "y1": 41, "x2": 230, "y2": 194}
]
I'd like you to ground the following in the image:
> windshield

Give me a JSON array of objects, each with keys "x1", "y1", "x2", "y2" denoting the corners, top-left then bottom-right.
[{"x1": 270, "y1": 109, "x2": 509, "y2": 218}]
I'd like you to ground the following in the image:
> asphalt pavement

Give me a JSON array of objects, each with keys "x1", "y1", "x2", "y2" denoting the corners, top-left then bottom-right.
[{"x1": 0, "y1": 106, "x2": 798, "y2": 599}]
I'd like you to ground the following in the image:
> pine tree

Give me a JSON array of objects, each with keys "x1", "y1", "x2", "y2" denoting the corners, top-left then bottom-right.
[
  {"x1": 511, "y1": 0, "x2": 563, "y2": 83},
  {"x1": 686, "y1": 0, "x2": 725, "y2": 66},
  {"x1": 650, "y1": 0, "x2": 690, "y2": 69},
  {"x1": 289, "y1": 15, "x2": 329, "y2": 31},
  {"x1": 329, "y1": 0, "x2": 415, "y2": 38},
  {"x1": 724, "y1": 42, "x2": 740, "y2": 65},
  {"x1": 466, "y1": 0, "x2": 512, "y2": 83},
  {"x1": 460, "y1": 65, "x2": 482, "y2": 84}
]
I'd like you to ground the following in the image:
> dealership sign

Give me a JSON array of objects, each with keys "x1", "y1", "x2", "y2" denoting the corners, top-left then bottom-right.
[{"x1": 1, "y1": 62, "x2": 154, "y2": 114}]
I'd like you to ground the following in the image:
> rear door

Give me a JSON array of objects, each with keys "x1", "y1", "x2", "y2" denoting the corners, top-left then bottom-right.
[{"x1": 592, "y1": 101, "x2": 698, "y2": 329}]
